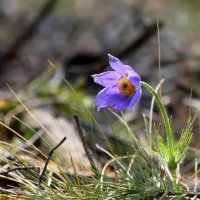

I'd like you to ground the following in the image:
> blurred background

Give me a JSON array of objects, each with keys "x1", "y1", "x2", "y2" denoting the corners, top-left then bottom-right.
[
  {"x1": 0, "y1": 0, "x2": 199, "y2": 88},
  {"x1": 0, "y1": 0, "x2": 199, "y2": 180}
]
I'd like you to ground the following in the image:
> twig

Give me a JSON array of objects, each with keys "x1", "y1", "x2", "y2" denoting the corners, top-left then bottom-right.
[
  {"x1": 0, "y1": 0, "x2": 58, "y2": 66},
  {"x1": 73, "y1": 115, "x2": 95, "y2": 169},
  {"x1": 38, "y1": 136, "x2": 66, "y2": 190}
]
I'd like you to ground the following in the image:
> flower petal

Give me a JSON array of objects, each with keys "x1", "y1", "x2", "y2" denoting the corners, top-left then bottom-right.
[
  {"x1": 92, "y1": 71, "x2": 121, "y2": 87},
  {"x1": 128, "y1": 74, "x2": 140, "y2": 87},
  {"x1": 129, "y1": 87, "x2": 142, "y2": 108},
  {"x1": 108, "y1": 54, "x2": 138, "y2": 76},
  {"x1": 124, "y1": 64, "x2": 135, "y2": 72},
  {"x1": 96, "y1": 88, "x2": 109, "y2": 111},
  {"x1": 103, "y1": 86, "x2": 124, "y2": 105},
  {"x1": 96, "y1": 85, "x2": 129, "y2": 111},
  {"x1": 108, "y1": 54, "x2": 126, "y2": 75},
  {"x1": 113, "y1": 96, "x2": 132, "y2": 111},
  {"x1": 96, "y1": 87, "x2": 120, "y2": 110},
  {"x1": 94, "y1": 54, "x2": 142, "y2": 111}
]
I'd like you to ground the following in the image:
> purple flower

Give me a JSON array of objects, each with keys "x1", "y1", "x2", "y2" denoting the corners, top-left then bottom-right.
[{"x1": 92, "y1": 54, "x2": 141, "y2": 111}]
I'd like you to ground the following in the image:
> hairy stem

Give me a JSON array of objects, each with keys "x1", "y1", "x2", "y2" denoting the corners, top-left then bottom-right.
[{"x1": 140, "y1": 81, "x2": 175, "y2": 159}]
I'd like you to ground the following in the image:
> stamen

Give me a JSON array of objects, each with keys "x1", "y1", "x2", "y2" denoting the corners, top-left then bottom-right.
[{"x1": 117, "y1": 77, "x2": 136, "y2": 96}]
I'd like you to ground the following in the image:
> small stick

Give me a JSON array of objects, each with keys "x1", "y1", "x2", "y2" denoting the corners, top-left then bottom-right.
[
  {"x1": 38, "y1": 136, "x2": 66, "y2": 190},
  {"x1": 73, "y1": 115, "x2": 95, "y2": 169}
]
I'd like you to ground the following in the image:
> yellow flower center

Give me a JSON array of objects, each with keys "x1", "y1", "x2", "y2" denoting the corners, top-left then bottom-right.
[{"x1": 117, "y1": 77, "x2": 137, "y2": 96}]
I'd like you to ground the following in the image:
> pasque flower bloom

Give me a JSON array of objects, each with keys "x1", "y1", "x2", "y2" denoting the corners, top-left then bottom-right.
[{"x1": 92, "y1": 54, "x2": 141, "y2": 111}]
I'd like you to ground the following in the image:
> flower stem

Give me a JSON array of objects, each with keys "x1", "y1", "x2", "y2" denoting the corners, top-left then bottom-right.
[{"x1": 140, "y1": 81, "x2": 175, "y2": 157}]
